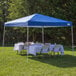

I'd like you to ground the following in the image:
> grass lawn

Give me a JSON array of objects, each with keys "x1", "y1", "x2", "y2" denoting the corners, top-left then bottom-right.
[{"x1": 0, "y1": 47, "x2": 76, "y2": 76}]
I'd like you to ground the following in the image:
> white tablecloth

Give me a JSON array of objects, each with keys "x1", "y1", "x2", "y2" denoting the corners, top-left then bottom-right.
[
  {"x1": 53, "y1": 45, "x2": 64, "y2": 55},
  {"x1": 14, "y1": 43, "x2": 64, "y2": 55},
  {"x1": 28, "y1": 44, "x2": 64, "y2": 55},
  {"x1": 28, "y1": 44, "x2": 55, "y2": 55},
  {"x1": 28, "y1": 44, "x2": 44, "y2": 56},
  {"x1": 14, "y1": 42, "x2": 24, "y2": 52}
]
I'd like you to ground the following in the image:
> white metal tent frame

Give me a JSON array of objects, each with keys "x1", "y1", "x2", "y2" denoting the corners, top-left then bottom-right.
[{"x1": 2, "y1": 25, "x2": 74, "y2": 52}]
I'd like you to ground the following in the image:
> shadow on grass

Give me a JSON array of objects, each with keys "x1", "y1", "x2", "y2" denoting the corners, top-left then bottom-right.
[
  {"x1": 28, "y1": 54, "x2": 76, "y2": 68},
  {"x1": 17, "y1": 49, "x2": 76, "y2": 68}
]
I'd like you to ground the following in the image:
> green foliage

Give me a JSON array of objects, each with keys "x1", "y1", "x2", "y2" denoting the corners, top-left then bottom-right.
[
  {"x1": 8, "y1": 0, "x2": 29, "y2": 20},
  {"x1": 0, "y1": 0, "x2": 76, "y2": 46}
]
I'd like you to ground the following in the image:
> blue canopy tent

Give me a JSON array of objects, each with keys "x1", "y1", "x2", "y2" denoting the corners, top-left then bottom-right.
[
  {"x1": 5, "y1": 13, "x2": 72, "y2": 27},
  {"x1": 3, "y1": 13, "x2": 74, "y2": 56}
]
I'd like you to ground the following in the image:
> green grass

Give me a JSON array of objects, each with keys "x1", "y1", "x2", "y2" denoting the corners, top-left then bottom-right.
[{"x1": 0, "y1": 47, "x2": 76, "y2": 76}]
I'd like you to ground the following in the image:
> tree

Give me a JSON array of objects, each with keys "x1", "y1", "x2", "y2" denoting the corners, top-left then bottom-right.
[
  {"x1": 0, "y1": 0, "x2": 9, "y2": 45},
  {"x1": 8, "y1": 0, "x2": 29, "y2": 20},
  {"x1": 0, "y1": 0, "x2": 76, "y2": 46}
]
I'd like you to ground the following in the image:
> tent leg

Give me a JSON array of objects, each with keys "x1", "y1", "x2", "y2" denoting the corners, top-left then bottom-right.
[
  {"x1": 27, "y1": 26, "x2": 29, "y2": 62},
  {"x1": 42, "y1": 27, "x2": 44, "y2": 43},
  {"x1": 2, "y1": 26, "x2": 6, "y2": 48},
  {"x1": 71, "y1": 26, "x2": 74, "y2": 55}
]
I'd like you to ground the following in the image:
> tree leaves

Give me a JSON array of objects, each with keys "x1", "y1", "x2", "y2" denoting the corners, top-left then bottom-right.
[{"x1": 0, "y1": 0, "x2": 76, "y2": 46}]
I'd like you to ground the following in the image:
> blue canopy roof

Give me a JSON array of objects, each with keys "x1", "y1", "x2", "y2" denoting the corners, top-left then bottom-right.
[{"x1": 5, "y1": 13, "x2": 72, "y2": 27}]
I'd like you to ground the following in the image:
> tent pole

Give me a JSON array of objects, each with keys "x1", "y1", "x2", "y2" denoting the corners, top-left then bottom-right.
[
  {"x1": 42, "y1": 27, "x2": 44, "y2": 43},
  {"x1": 27, "y1": 26, "x2": 29, "y2": 62},
  {"x1": 2, "y1": 25, "x2": 6, "y2": 47},
  {"x1": 71, "y1": 26, "x2": 74, "y2": 55}
]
